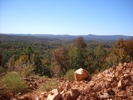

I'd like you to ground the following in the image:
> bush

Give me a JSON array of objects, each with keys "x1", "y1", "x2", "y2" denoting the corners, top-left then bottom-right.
[
  {"x1": 39, "y1": 79, "x2": 60, "y2": 91},
  {"x1": 64, "y1": 69, "x2": 75, "y2": 81},
  {"x1": 2, "y1": 72, "x2": 27, "y2": 95}
]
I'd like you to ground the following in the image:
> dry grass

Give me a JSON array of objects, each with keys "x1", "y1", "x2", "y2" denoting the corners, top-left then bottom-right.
[
  {"x1": 38, "y1": 78, "x2": 60, "y2": 92},
  {"x1": 64, "y1": 69, "x2": 75, "y2": 81}
]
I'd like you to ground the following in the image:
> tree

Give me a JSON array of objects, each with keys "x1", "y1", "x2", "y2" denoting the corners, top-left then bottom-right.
[
  {"x1": 73, "y1": 37, "x2": 87, "y2": 49},
  {"x1": 20, "y1": 46, "x2": 34, "y2": 62},
  {"x1": 107, "y1": 38, "x2": 133, "y2": 67},
  {"x1": 69, "y1": 37, "x2": 88, "y2": 69},
  {"x1": 14, "y1": 55, "x2": 32, "y2": 76},
  {"x1": 94, "y1": 44, "x2": 107, "y2": 72},
  {"x1": 52, "y1": 47, "x2": 69, "y2": 75},
  {"x1": 110, "y1": 39, "x2": 133, "y2": 65},
  {"x1": 124, "y1": 39, "x2": 133, "y2": 61},
  {"x1": 33, "y1": 52, "x2": 42, "y2": 74},
  {"x1": 69, "y1": 47, "x2": 81, "y2": 69},
  {"x1": 0, "y1": 53, "x2": 4, "y2": 66},
  {"x1": 33, "y1": 52, "x2": 51, "y2": 77},
  {"x1": 7, "y1": 56, "x2": 15, "y2": 71},
  {"x1": 86, "y1": 48, "x2": 96, "y2": 73}
]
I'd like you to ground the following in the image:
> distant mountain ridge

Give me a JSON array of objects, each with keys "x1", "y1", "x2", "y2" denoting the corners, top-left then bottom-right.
[{"x1": 0, "y1": 33, "x2": 132, "y2": 41}]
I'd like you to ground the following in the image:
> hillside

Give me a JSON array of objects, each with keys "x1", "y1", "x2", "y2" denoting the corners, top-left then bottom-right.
[
  {"x1": 0, "y1": 35, "x2": 133, "y2": 100},
  {"x1": 0, "y1": 33, "x2": 132, "y2": 41},
  {"x1": 1, "y1": 62, "x2": 133, "y2": 100},
  {"x1": 0, "y1": 34, "x2": 60, "y2": 42}
]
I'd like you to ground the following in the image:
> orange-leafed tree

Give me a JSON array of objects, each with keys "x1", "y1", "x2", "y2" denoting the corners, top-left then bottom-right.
[
  {"x1": 124, "y1": 39, "x2": 133, "y2": 61},
  {"x1": 14, "y1": 55, "x2": 32, "y2": 76},
  {"x1": 108, "y1": 38, "x2": 133, "y2": 66},
  {"x1": 52, "y1": 47, "x2": 69, "y2": 76}
]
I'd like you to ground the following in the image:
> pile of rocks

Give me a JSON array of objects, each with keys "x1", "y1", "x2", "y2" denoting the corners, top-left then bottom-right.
[
  {"x1": 46, "y1": 62, "x2": 133, "y2": 100},
  {"x1": 1, "y1": 62, "x2": 133, "y2": 100},
  {"x1": 86, "y1": 62, "x2": 133, "y2": 99},
  {"x1": 24, "y1": 76, "x2": 46, "y2": 91}
]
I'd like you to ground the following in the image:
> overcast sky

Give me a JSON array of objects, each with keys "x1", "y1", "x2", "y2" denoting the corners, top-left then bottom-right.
[{"x1": 0, "y1": 0, "x2": 133, "y2": 36}]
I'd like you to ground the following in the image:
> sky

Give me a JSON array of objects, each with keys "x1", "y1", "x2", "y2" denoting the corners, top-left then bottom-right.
[{"x1": 0, "y1": 0, "x2": 133, "y2": 36}]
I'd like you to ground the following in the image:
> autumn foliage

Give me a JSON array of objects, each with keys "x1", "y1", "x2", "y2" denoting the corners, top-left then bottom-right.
[{"x1": 0, "y1": 37, "x2": 133, "y2": 77}]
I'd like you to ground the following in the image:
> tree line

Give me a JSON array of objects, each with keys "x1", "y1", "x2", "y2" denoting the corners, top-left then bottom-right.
[{"x1": 0, "y1": 37, "x2": 133, "y2": 77}]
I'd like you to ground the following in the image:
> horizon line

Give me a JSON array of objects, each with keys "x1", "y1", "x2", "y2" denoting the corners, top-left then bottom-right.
[{"x1": 0, "y1": 33, "x2": 133, "y2": 36}]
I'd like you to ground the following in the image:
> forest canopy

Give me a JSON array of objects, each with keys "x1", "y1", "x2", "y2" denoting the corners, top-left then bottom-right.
[{"x1": 0, "y1": 35, "x2": 133, "y2": 77}]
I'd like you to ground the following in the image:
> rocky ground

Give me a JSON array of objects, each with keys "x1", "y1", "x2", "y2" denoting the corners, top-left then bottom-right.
[{"x1": 1, "y1": 62, "x2": 133, "y2": 100}]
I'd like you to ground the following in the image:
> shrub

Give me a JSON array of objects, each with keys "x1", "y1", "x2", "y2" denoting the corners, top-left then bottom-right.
[
  {"x1": 2, "y1": 72, "x2": 27, "y2": 95},
  {"x1": 64, "y1": 69, "x2": 75, "y2": 81},
  {"x1": 39, "y1": 79, "x2": 60, "y2": 91}
]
